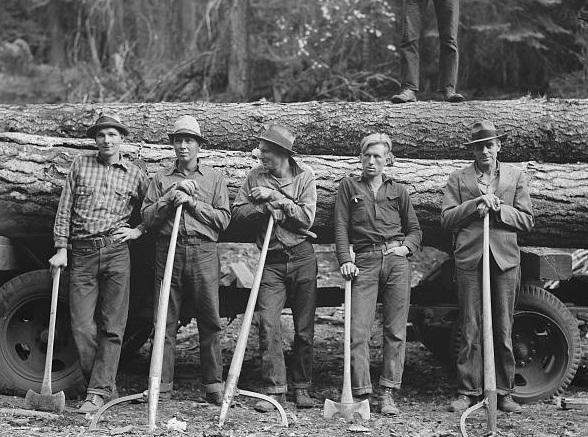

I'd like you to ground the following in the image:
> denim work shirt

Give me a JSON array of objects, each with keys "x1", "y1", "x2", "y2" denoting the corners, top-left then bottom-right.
[
  {"x1": 141, "y1": 161, "x2": 230, "y2": 241},
  {"x1": 53, "y1": 153, "x2": 149, "y2": 248},
  {"x1": 334, "y1": 173, "x2": 422, "y2": 265},
  {"x1": 232, "y1": 159, "x2": 317, "y2": 251}
]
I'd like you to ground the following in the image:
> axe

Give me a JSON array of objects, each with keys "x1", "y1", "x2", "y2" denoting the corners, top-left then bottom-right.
[{"x1": 324, "y1": 259, "x2": 370, "y2": 421}]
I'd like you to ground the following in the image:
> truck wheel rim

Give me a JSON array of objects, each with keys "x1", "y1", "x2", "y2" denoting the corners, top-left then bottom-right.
[
  {"x1": 2, "y1": 293, "x2": 79, "y2": 385},
  {"x1": 513, "y1": 310, "x2": 569, "y2": 401}
]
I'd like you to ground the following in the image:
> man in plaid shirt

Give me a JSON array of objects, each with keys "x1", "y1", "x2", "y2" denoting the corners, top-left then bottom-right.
[{"x1": 49, "y1": 114, "x2": 149, "y2": 413}]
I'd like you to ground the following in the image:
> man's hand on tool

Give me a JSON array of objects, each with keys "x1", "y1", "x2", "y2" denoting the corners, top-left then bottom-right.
[
  {"x1": 249, "y1": 186, "x2": 282, "y2": 202},
  {"x1": 176, "y1": 179, "x2": 199, "y2": 197},
  {"x1": 49, "y1": 248, "x2": 67, "y2": 276},
  {"x1": 340, "y1": 261, "x2": 359, "y2": 280},
  {"x1": 171, "y1": 190, "x2": 193, "y2": 207},
  {"x1": 477, "y1": 194, "x2": 502, "y2": 217},
  {"x1": 266, "y1": 203, "x2": 285, "y2": 223},
  {"x1": 113, "y1": 226, "x2": 143, "y2": 242}
]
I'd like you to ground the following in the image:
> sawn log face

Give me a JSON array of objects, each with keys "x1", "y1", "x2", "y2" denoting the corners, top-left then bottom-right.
[
  {"x1": 0, "y1": 133, "x2": 586, "y2": 250},
  {"x1": 0, "y1": 99, "x2": 587, "y2": 163}
]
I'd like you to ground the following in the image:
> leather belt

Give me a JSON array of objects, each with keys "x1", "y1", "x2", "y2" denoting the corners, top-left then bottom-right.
[
  {"x1": 354, "y1": 240, "x2": 402, "y2": 254},
  {"x1": 71, "y1": 235, "x2": 119, "y2": 250}
]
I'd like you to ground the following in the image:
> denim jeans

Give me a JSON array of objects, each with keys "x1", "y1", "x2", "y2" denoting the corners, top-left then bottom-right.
[
  {"x1": 455, "y1": 256, "x2": 519, "y2": 396},
  {"x1": 69, "y1": 242, "x2": 131, "y2": 398},
  {"x1": 154, "y1": 238, "x2": 223, "y2": 394},
  {"x1": 350, "y1": 250, "x2": 411, "y2": 395},
  {"x1": 256, "y1": 240, "x2": 317, "y2": 394},
  {"x1": 399, "y1": 0, "x2": 460, "y2": 91}
]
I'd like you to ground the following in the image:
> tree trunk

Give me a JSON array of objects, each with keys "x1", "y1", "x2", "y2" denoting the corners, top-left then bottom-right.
[
  {"x1": 0, "y1": 100, "x2": 586, "y2": 163},
  {"x1": 228, "y1": 0, "x2": 249, "y2": 99},
  {"x1": 47, "y1": 0, "x2": 67, "y2": 66},
  {"x1": 0, "y1": 133, "x2": 585, "y2": 250}
]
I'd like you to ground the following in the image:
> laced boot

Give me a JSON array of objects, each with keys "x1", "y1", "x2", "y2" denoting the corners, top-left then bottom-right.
[
  {"x1": 379, "y1": 387, "x2": 399, "y2": 416},
  {"x1": 294, "y1": 388, "x2": 314, "y2": 408},
  {"x1": 391, "y1": 89, "x2": 417, "y2": 103},
  {"x1": 254, "y1": 393, "x2": 286, "y2": 413}
]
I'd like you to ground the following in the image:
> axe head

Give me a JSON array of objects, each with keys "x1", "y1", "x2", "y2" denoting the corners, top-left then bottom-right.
[
  {"x1": 323, "y1": 398, "x2": 370, "y2": 421},
  {"x1": 25, "y1": 388, "x2": 66, "y2": 413}
]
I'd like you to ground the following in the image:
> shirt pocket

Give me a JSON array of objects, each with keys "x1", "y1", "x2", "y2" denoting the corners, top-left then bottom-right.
[
  {"x1": 113, "y1": 189, "x2": 133, "y2": 215},
  {"x1": 350, "y1": 194, "x2": 368, "y2": 225},
  {"x1": 74, "y1": 185, "x2": 94, "y2": 212},
  {"x1": 378, "y1": 194, "x2": 401, "y2": 227}
]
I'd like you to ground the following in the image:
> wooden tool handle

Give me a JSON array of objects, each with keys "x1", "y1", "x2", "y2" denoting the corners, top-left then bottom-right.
[
  {"x1": 219, "y1": 215, "x2": 275, "y2": 426},
  {"x1": 148, "y1": 205, "x2": 182, "y2": 431},
  {"x1": 41, "y1": 268, "x2": 61, "y2": 396}
]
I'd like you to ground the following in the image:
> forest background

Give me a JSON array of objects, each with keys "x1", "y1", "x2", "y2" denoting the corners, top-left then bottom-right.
[{"x1": 0, "y1": 0, "x2": 587, "y2": 105}]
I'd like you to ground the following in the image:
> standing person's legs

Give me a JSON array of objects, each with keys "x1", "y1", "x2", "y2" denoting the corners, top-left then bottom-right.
[
  {"x1": 491, "y1": 260, "x2": 519, "y2": 395},
  {"x1": 69, "y1": 248, "x2": 100, "y2": 382},
  {"x1": 186, "y1": 241, "x2": 223, "y2": 397},
  {"x1": 434, "y1": 0, "x2": 460, "y2": 92},
  {"x1": 455, "y1": 265, "x2": 483, "y2": 397},
  {"x1": 379, "y1": 253, "x2": 411, "y2": 390},
  {"x1": 257, "y1": 259, "x2": 288, "y2": 395},
  {"x1": 350, "y1": 251, "x2": 380, "y2": 396},
  {"x1": 399, "y1": 0, "x2": 427, "y2": 91},
  {"x1": 90, "y1": 243, "x2": 131, "y2": 398},
  {"x1": 285, "y1": 241, "x2": 317, "y2": 406},
  {"x1": 153, "y1": 239, "x2": 185, "y2": 395}
]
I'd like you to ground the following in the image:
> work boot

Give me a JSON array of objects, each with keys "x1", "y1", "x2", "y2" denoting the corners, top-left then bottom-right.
[
  {"x1": 78, "y1": 393, "x2": 105, "y2": 414},
  {"x1": 159, "y1": 390, "x2": 172, "y2": 402},
  {"x1": 254, "y1": 393, "x2": 286, "y2": 413},
  {"x1": 443, "y1": 86, "x2": 465, "y2": 103},
  {"x1": 294, "y1": 388, "x2": 314, "y2": 408},
  {"x1": 392, "y1": 89, "x2": 417, "y2": 103},
  {"x1": 448, "y1": 394, "x2": 476, "y2": 412},
  {"x1": 205, "y1": 391, "x2": 223, "y2": 406},
  {"x1": 379, "y1": 388, "x2": 399, "y2": 416},
  {"x1": 498, "y1": 394, "x2": 522, "y2": 413}
]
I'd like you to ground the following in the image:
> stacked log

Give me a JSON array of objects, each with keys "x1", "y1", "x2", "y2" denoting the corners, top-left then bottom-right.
[{"x1": 0, "y1": 130, "x2": 586, "y2": 249}]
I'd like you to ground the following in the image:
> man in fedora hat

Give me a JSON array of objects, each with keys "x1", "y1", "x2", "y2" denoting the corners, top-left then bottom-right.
[
  {"x1": 334, "y1": 133, "x2": 422, "y2": 415},
  {"x1": 49, "y1": 114, "x2": 149, "y2": 413},
  {"x1": 141, "y1": 115, "x2": 230, "y2": 404},
  {"x1": 232, "y1": 124, "x2": 318, "y2": 412},
  {"x1": 441, "y1": 120, "x2": 534, "y2": 413}
]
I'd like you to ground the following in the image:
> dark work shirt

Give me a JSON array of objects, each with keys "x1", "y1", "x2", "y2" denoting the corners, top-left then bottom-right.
[{"x1": 334, "y1": 173, "x2": 422, "y2": 266}]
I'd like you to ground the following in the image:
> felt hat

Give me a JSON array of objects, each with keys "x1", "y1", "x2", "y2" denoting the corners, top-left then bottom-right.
[
  {"x1": 257, "y1": 124, "x2": 296, "y2": 154},
  {"x1": 168, "y1": 115, "x2": 208, "y2": 144},
  {"x1": 86, "y1": 114, "x2": 129, "y2": 138},
  {"x1": 464, "y1": 120, "x2": 507, "y2": 146}
]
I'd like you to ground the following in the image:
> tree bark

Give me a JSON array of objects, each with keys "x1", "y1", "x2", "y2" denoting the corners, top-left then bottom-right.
[
  {"x1": 0, "y1": 133, "x2": 585, "y2": 250},
  {"x1": 228, "y1": 0, "x2": 249, "y2": 99},
  {"x1": 0, "y1": 99, "x2": 586, "y2": 163}
]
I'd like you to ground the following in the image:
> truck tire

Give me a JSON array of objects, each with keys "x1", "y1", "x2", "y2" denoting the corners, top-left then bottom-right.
[
  {"x1": 512, "y1": 284, "x2": 582, "y2": 403},
  {"x1": 0, "y1": 270, "x2": 85, "y2": 397}
]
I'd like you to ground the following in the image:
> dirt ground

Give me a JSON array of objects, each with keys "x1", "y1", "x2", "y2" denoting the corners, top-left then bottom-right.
[{"x1": 0, "y1": 246, "x2": 587, "y2": 436}]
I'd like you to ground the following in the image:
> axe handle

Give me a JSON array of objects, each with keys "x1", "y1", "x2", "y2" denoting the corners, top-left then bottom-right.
[
  {"x1": 219, "y1": 215, "x2": 275, "y2": 426},
  {"x1": 482, "y1": 213, "x2": 497, "y2": 432},
  {"x1": 41, "y1": 268, "x2": 61, "y2": 396},
  {"x1": 148, "y1": 205, "x2": 183, "y2": 431},
  {"x1": 340, "y1": 278, "x2": 353, "y2": 404}
]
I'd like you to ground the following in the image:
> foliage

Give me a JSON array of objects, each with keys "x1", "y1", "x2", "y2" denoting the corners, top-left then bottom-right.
[{"x1": 0, "y1": 0, "x2": 586, "y2": 103}]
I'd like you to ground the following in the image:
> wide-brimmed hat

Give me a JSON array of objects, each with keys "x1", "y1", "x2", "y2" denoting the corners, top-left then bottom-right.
[
  {"x1": 257, "y1": 124, "x2": 296, "y2": 154},
  {"x1": 87, "y1": 114, "x2": 129, "y2": 138},
  {"x1": 464, "y1": 120, "x2": 507, "y2": 146},
  {"x1": 168, "y1": 115, "x2": 208, "y2": 144}
]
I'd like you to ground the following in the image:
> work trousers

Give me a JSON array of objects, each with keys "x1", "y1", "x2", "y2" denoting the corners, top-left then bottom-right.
[
  {"x1": 350, "y1": 250, "x2": 411, "y2": 395},
  {"x1": 257, "y1": 240, "x2": 317, "y2": 394},
  {"x1": 399, "y1": 0, "x2": 460, "y2": 91},
  {"x1": 455, "y1": 256, "x2": 520, "y2": 396},
  {"x1": 154, "y1": 238, "x2": 223, "y2": 394},
  {"x1": 69, "y1": 242, "x2": 130, "y2": 398}
]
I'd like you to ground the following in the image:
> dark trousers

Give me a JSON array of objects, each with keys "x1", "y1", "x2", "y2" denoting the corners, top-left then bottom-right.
[
  {"x1": 69, "y1": 242, "x2": 130, "y2": 397},
  {"x1": 257, "y1": 240, "x2": 317, "y2": 394},
  {"x1": 154, "y1": 238, "x2": 223, "y2": 394},
  {"x1": 350, "y1": 250, "x2": 411, "y2": 395},
  {"x1": 455, "y1": 256, "x2": 520, "y2": 396},
  {"x1": 399, "y1": 0, "x2": 460, "y2": 91}
]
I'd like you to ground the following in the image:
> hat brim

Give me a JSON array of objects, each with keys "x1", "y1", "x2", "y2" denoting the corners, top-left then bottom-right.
[
  {"x1": 256, "y1": 136, "x2": 297, "y2": 155},
  {"x1": 87, "y1": 123, "x2": 129, "y2": 138},
  {"x1": 464, "y1": 133, "x2": 507, "y2": 146},
  {"x1": 168, "y1": 131, "x2": 209, "y2": 144}
]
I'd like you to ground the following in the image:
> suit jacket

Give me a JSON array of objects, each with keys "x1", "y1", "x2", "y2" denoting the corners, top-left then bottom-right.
[{"x1": 441, "y1": 162, "x2": 534, "y2": 271}]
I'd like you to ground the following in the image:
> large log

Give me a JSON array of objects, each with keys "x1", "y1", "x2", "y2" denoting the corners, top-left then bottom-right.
[
  {"x1": 0, "y1": 99, "x2": 587, "y2": 163},
  {"x1": 0, "y1": 133, "x2": 586, "y2": 250}
]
